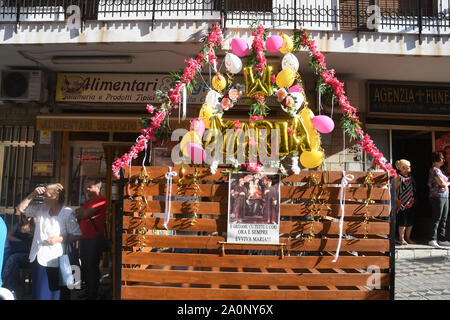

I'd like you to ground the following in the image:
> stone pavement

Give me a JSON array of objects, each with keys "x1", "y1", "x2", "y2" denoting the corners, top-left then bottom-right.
[{"x1": 395, "y1": 244, "x2": 450, "y2": 300}]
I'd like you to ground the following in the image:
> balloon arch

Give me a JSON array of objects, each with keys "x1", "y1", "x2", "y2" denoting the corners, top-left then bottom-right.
[{"x1": 112, "y1": 22, "x2": 397, "y2": 179}]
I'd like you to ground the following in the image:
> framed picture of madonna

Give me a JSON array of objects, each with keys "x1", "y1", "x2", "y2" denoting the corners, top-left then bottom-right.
[{"x1": 227, "y1": 172, "x2": 281, "y2": 244}]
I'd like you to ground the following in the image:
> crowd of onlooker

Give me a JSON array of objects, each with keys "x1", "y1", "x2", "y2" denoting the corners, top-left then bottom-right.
[
  {"x1": 0, "y1": 178, "x2": 108, "y2": 300},
  {"x1": 393, "y1": 150, "x2": 450, "y2": 248},
  {"x1": 1, "y1": 149, "x2": 449, "y2": 300}
]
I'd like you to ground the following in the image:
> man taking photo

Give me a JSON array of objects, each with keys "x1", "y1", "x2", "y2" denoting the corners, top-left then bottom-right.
[{"x1": 75, "y1": 178, "x2": 106, "y2": 300}]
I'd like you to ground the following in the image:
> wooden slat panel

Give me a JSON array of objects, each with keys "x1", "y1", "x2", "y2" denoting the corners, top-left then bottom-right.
[
  {"x1": 123, "y1": 234, "x2": 390, "y2": 252},
  {"x1": 122, "y1": 252, "x2": 391, "y2": 269},
  {"x1": 126, "y1": 184, "x2": 390, "y2": 201},
  {"x1": 124, "y1": 167, "x2": 389, "y2": 186},
  {"x1": 122, "y1": 269, "x2": 390, "y2": 287},
  {"x1": 121, "y1": 166, "x2": 392, "y2": 300},
  {"x1": 121, "y1": 286, "x2": 389, "y2": 300},
  {"x1": 123, "y1": 200, "x2": 391, "y2": 218},
  {"x1": 123, "y1": 216, "x2": 390, "y2": 235}
]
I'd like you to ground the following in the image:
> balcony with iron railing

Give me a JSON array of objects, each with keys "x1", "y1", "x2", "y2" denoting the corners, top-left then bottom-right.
[{"x1": 0, "y1": 0, "x2": 449, "y2": 37}]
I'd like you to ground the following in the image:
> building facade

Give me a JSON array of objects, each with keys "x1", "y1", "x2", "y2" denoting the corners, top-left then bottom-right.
[{"x1": 0, "y1": 0, "x2": 449, "y2": 240}]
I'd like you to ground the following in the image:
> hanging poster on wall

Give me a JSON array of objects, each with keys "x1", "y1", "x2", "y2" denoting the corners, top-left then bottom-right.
[{"x1": 227, "y1": 172, "x2": 280, "y2": 244}]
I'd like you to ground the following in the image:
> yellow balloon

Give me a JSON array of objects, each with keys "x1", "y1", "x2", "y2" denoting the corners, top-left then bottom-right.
[
  {"x1": 212, "y1": 73, "x2": 227, "y2": 91},
  {"x1": 199, "y1": 103, "x2": 214, "y2": 128},
  {"x1": 180, "y1": 131, "x2": 201, "y2": 158},
  {"x1": 300, "y1": 107, "x2": 320, "y2": 150},
  {"x1": 280, "y1": 33, "x2": 293, "y2": 54},
  {"x1": 300, "y1": 150, "x2": 324, "y2": 168},
  {"x1": 276, "y1": 68, "x2": 296, "y2": 88}
]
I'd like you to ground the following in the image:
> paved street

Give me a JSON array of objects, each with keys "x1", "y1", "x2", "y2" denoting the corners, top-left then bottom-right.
[{"x1": 395, "y1": 245, "x2": 450, "y2": 300}]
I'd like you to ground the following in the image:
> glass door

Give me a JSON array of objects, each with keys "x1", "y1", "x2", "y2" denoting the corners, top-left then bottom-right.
[{"x1": 67, "y1": 141, "x2": 107, "y2": 206}]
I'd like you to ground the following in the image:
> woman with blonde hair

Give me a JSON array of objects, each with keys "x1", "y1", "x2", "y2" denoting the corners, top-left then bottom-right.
[
  {"x1": 395, "y1": 159, "x2": 416, "y2": 245},
  {"x1": 16, "y1": 184, "x2": 82, "y2": 300}
]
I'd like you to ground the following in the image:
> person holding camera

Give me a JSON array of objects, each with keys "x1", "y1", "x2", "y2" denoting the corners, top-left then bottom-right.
[
  {"x1": 16, "y1": 184, "x2": 82, "y2": 300},
  {"x1": 75, "y1": 179, "x2": 107, "y2": 300}
]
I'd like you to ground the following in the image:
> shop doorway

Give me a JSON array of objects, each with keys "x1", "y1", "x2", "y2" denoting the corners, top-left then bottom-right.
[
  {"x1": 66, "y1": 140, "x2": 107, "y2": 207},
  {"x1": 392, "y1": 130, "x2": 432, "y2": 242}
]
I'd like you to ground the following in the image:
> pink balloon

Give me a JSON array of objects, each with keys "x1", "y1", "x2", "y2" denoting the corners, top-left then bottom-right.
[
  {"x1": 231, "y1": 38, "x2": 249, "y2": 57},
  {"x1": 265, "y1": 35, "x2": 284, "y2": 52},
  {"x1": 289, "y1": 85, "x2": 302, "y2": 93},
  {"x1": 190, "y1": 118, "x2": 205, "y2": 137},
  {"x1": 186, "y1": 142, "x2": 205, "y2": 164},
  {"x1": 312, "y1": 115, "x2": 335, "y2": 134}
]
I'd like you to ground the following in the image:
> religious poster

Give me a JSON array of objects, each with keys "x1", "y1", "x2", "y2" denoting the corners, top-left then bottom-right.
[{"x1": 227, "y1": 172, "x2": 281, "y2": 244}]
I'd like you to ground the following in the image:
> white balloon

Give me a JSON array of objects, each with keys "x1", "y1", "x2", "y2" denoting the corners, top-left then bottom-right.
[
  {"x1": 290, "y1": 92, "x2": 304, "y2": 111},
  {"x1": 205, "y1": 89, "x2": 222, "y2": 113},
  {"x1": 224, "y1": 53, "x2": 243, "y2": 74},
  {"x1": 205, "y1": 90, "x2": 220, "y2": 106},
  {"x1": 282, "y1": 53, "x2": 299, "y2": 71},
  {"x1": 281, "y1": 92, "x2": 304, "y2": 116}
]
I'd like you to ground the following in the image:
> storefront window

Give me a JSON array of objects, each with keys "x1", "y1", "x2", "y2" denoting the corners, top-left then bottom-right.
[{"x1": 68, "y1": 142, "x2": 106, "y2": 206}]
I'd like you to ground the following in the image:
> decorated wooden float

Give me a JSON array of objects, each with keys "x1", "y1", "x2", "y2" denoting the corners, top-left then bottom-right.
[{"x1": 110, "y1": 21, "x2": 396, "y2": 300}]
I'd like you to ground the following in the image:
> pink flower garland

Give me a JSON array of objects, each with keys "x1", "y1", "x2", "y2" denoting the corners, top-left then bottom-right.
[
  {"x1": 298, "y1": 27, "x2": 397, "y2": 177},
  {"x1": 251, "y1": 24, "x2": 267, "y2": 77},
  {"x1": 112, "y1": 23, "x2": 223, "y2": 179}
]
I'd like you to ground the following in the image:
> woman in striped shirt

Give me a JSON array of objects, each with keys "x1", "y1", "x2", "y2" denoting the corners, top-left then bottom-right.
[{"x1": 395, "y1": 159, "x2": 416, "y2": 245}]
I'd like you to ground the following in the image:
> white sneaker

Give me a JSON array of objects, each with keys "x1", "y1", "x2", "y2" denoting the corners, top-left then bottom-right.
[
  {"x1": 438, "y1": 240, "x2": 450, "y2": 247},
  {"x1": 428, "y1": 240, "x2": 443, "y2": 249}
]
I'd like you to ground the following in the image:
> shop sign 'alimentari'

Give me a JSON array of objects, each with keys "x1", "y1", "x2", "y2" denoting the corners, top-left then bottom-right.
[
  {"x1": 368, "y1": 82, "x2": 450, "y2": 116},
  {"x1": 55, "y1": 73, "x2": 174, "y2": 103},
  {"x1": 55, "y1": 73, "x2": 280, "y2": 106}
]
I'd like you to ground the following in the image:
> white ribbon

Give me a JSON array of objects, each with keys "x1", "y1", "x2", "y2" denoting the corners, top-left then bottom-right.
[
  {"x1": 164, "y1": 167, "x2": 178, "y2": 229},
  {"x1": 210, "y1": 159, "x2": 219, "y2": 175},
  {"x1": 291, "y1": 156, "x2": 301, "y2": 175},
  {"x1": 182, "y1": 84, "x2": 187, "y2": 121},
  {"x1": 333, "y1": 171, "x2": 354, "y2": 263}
]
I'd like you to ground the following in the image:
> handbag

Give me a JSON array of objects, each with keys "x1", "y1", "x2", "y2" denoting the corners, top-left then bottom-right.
[
  {"x1": 59, "y1": 242, "x2": 75, "y2": 288},
  {"x1": 89, "y1": 218, "x2": 111, "y2": 253}
]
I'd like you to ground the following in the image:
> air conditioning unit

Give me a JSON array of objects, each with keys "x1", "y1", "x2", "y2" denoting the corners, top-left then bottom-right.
[{"x1": 0, "y1": 70, "x2": 44, "y2": 102}]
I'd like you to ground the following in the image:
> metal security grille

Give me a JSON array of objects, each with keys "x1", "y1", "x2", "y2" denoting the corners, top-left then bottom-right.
[
  {"x1": 0, "y1": 125, "x2": 35, "y2": 217},
  {"x1": 1, "y1": 1, "x2": 448, "y2": 37}
]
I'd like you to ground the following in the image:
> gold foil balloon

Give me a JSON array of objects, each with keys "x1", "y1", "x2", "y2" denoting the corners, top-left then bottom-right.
[
  {"x1": 300, "y1": 150, "x2": 324, "y2": 168},
  {"x1": 250, "y1": 120, "x2": 274, "y2": 156},
  {"x1": 212, "y1": 73, "x2": 227, "y2": 91},
  {"x1": 288, "y1": 116, "x2": 311, "y2": 152},
  {"x1": 180, "y1": 131, "x2": 202, "y2": 158},
  {"x1": 199, "y1": 103, "x2": 214, "y2": 128},
  {"x1": 244, "y1": 65, "x2": 273, "y2": 97},
  {"x1": 300, "y1": 107, "x2": 320, "y2": 150},
  {"x1": 280, "y1": 33, "x2": 293, "y2": 54},
  {"x1": 276, "y1": 68, "x2": 296, "y2": 89},
  {"x1": 201, "y1": 114, "x2": 322, "y2": 161},
  {"x1": 274, "y1": 121, "x2": 290, "y2": 156}
]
